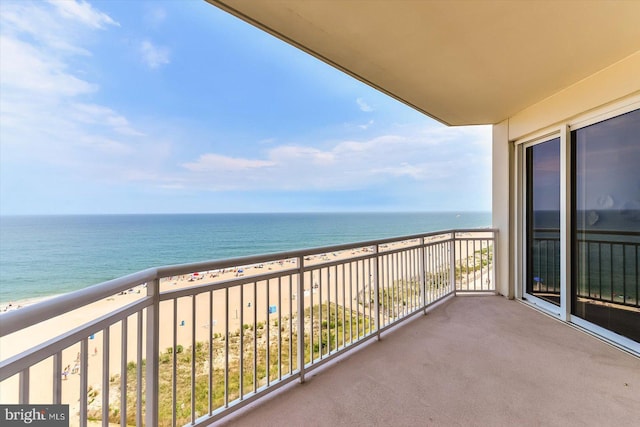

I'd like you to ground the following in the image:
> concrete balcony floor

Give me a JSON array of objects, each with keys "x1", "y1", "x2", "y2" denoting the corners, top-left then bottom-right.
[{"x1": 217, "y1": 296, "x2": 640, "y2": 427}]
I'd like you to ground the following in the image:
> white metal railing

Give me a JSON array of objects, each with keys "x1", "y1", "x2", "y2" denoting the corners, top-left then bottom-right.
[{"x1": 0, "y1": 229, "x2": 496, "y2": 426}]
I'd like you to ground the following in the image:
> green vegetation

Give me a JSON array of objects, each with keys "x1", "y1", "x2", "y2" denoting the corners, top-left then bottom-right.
[
  {"x1": 100, "y1": 303, "x2": 372, "y2": 426},
  {"x1": 455, "y1": 245, "x2": 493, "y2": 280},
  {"x1": 376, "y1": 279, "x2": 422, "y2": 318}
]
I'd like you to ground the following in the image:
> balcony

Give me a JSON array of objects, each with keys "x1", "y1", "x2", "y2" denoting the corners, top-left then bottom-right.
[
  {"x1": 217, "y1": 295, "x2": 640, "y2": 427},
  {"x1": 1, "y1": 229, "x2": 638, "y2": 426}
]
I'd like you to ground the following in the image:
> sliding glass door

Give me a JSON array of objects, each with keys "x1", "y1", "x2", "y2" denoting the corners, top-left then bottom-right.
[
  {"x1": 572, "y1": 109, "x2": 640, "y2": 342},
  {"x1": 525, "y1": 137, "x2": 561, "y2": 307}
]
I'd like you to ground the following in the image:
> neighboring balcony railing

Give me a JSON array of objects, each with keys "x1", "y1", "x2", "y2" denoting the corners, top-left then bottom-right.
[
  {"x1": 0, "y1": 229, "x2": 496, "y2": 427},
  {"x1": 531, "y1": 230, "x2": 640, "y2": 309}
]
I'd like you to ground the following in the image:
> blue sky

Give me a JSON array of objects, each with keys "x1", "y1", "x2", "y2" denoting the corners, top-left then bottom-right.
[{"x1": 0, "y1": 0, "x2": 491, "y2": 215}]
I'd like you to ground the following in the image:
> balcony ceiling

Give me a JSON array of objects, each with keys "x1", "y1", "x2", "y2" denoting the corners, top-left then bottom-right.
[{"x1": 207, "y1": 0, "x2": 640, "y2": 126}]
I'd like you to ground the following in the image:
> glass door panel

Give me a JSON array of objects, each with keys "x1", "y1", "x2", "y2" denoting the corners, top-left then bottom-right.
[
  {"x1": 526, "y1": 138, "x2": 561, "y2": 306},
  {"x1": 572, "y1": 109, "x2": 640, "y2": 342}
]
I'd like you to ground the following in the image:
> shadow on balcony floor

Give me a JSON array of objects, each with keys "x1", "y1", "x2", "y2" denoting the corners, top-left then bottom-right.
[{"x1": 216, "y1": 296, "x2": 639, "y2": 427}]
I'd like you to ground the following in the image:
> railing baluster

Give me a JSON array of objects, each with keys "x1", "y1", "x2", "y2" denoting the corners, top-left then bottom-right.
[
  {"x1": 53, "y1": 351, "x2": 62, "y2": 405},
  {"x1": 80, "y1": 338, "x2": 88, "y2": 427},
  {"x1": 326, "y1": 266, "x2": 331, "y2": 349},
  {"x1": 264, "y1": 280, "x2": 271, "y2": 391},
  {"x1": 136, "y1": 311, "x2": 142, "y2": 427},
  {"x1": 428, "y1": 244, "x2": 433, "y2": 298},
  {"x1": 622, "y1": 245, "x2": 627, "y2": 304},
  {"x1": 492, "y1": 234, "x2": 497, "y2": 293},
  {"x1": 341, "y1": 264, "x2": 346, "y2": 347},
  {"x1": 102, "y1": 328, "x2": 109, "y2": 427},
  {"x1": 172, "y1": 299, "x2": 177, "y2": 426},
  {"x1": 191, "y1": 295, "x2": 196, "y2": 424},
  {"x1": 362, "y1": 259, "x2": 367, "y2": 335},
  {"x1": 309, "y1": 269, "x2": 314, "y2": 362},
  {"x1": 327, "y1": 266, "x2": 332, "y2": 353},
  {"x1": 278, "y1": 276, "x2": 282, "y2": 380},
  {"x1": 352, "y1": 261, "x2": 356, "y2": 342},
  {"x1": 224, "y1": 288, "x2": 229, "y2": 407},
  {"x1": 633, "y1": 245, "x2": 640, "y2": 307},
  {"x1": 465, "y1": 239, "x2": 471, "y2": 291},
  {"x1": 387, "y1": 252, "x2": 392, "y2": 320},
  {"x1": 254, "y1": 281, "x2": 258, "y2": 391},
  {"x1": 599, "y1": 243, "x2": 603, "y2": 299},
  {"x1": 451, "y1": 236, "x2": 456, "y2": 295},
  {"x1": 411, "y1": 247, "x2": 415, "y2": 309},
  {"x1": 319, "y1": 268, "x2": 323, "y2": 358},
  {"x1": 121, "y1": 317, "x2": 127, "y2": 427},
  {"x1": 19, "y1": 368, "x2": 29, "y2": 404},
  {"x1": 288, "y1": 274, "x2": 293, "y2": 374},
  {"x1": 356, "y1": 260, "x2": 360, "y2": 338},
  {"x1": 405, "y1": 248, "x2": 410, "y2": 311},
  {"x1": 609, "y1": 243, "x2": 614, "y2": 301},
  {"x1": 420, "y1": 245, "x2": 424, "y2": 303},
  {"x1": 368, "y1": 256, "x2": 373, "y2": 332},
  {"x1": 146, "y1": 278, "x2": 160, "y2": 427},
  {"x1": 333, "y1": 265, "x2": 338, "y2": 351},
  {"x1": 410, "y1": 248, "x2": 415, "y2": 311},
  {"x1": 372, "y1": 256, "x2": 376, "y2": 327},
  {"x1": 239, "y1": 284, "x2": 244, "y2": 399},
  {"x1": 297, "y1": 256, "x2": 305, "y2": 383},
  {"x1": 374, "y1": 246, "x2": 380, "y2": 339},
  {"x1": 479, "y1": 240, "x2": 484, "y2": 291},
  {"x1": 208, "y1": 290, "x2": 213, "y2": 415},
  {"x1": 416, "y1": 244, "x2": 420, "y2": 302},
  {"x1": 391, "y1": 253, "x2": 396, "y2": 321},
  {"x1": 440, "y1": 241, "x2": 445, "y2": 294},
  {"x1": 400, "y1": 249, "x2": 404, "y2": 314},
  {"x1": 404, "y1": 250, "x2": 409, "y2": 316}
]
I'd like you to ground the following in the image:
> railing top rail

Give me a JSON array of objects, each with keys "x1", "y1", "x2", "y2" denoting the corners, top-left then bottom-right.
[
  {"x1": 154, "y1": 227, "x2": 497, "y2": 277},
  {"x1": 0, "y1": 268, "x2": 156, "y2": 337},
  {"x1": 0, "y1": 227, "x2": 497, "y2": 338}
]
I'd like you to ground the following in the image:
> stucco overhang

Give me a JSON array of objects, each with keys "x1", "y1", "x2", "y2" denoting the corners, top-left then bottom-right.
[{"x1": 207, "y1": 0, "x2": 640, "y2": 126}]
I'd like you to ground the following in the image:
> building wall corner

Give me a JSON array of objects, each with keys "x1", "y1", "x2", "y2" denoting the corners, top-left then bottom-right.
[{"x1": 492, "y1": 120, "x2": 513, "y2": 299}]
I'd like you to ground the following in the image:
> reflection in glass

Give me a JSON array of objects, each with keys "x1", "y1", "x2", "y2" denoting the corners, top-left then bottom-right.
[
  {"x1": 573, "y1": 109, "x2": 640, "y2": 342},
  {"x1": 526, "y1": 138, "x2": 561, "y2": 306}
]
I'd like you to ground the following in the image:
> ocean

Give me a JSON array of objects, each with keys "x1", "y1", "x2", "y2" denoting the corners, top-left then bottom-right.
[{"x1": 0, "y1": 212, "x2": 490, "y2": 303}]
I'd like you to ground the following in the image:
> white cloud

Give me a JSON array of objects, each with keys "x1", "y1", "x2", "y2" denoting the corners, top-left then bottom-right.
[
  {"x1": 47, "y1": 0, "x2": 119, "y2": 29},
  {"x1": 0, "y1": 36, "x2": 96, "y2": 96},
  {"x1": 173, "y1": 125, "x2": 491, "y2": 192},
  {"x1": 268, "y1": 146, "x2": 336, "y2": 165},
  {"x1": 370, "y1": 163, "x2": 425, "y2": 179},
  {"x1": 71, "y1": 103, "x2": 144, "y2": 136},
  {"x1": 183, "y1": 154, "x2": 275, "y2": 172},
  {"x1": 140, "y1": 40, "x2": 170, "y2": 69},
  {"x1": 356, "y1": 97, "x2": 373, "y2": 112},
  {"x1": 0, "y1": 1, "x2": 154, "y2": 180}
]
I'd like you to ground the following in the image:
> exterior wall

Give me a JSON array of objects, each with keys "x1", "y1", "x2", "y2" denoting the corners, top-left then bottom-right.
[
  {"x1": 492, "y1": 49, "x2": 640, "y2": 301},
  {"x1": 491, "y1": 120, "x2": 511, "y2": 298}
]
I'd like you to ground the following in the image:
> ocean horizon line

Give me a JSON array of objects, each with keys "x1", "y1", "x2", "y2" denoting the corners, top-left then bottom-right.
[{"x1": 0, "y1": 210, "x2": 491, "y2": 217}]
